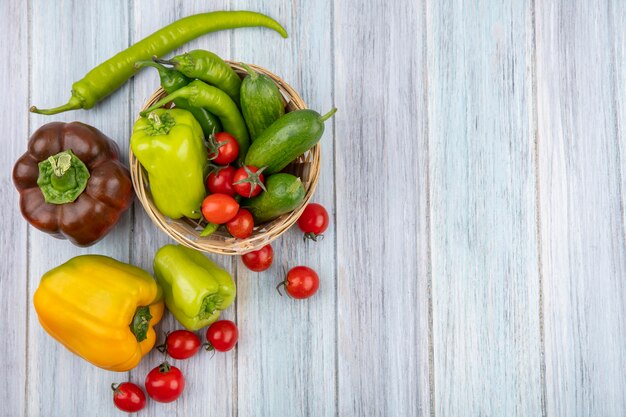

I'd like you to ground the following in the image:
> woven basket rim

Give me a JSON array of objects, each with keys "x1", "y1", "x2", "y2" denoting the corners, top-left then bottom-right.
[{"x1": 129, "y1": 61, "x2": 321, "y2": 255}]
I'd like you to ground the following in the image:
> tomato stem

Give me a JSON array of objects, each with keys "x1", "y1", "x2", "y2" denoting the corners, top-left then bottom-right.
[
  {"x1": 111, "y1": 383, "x2": 120, "y2": 393},
  {"x1": 158, "y1": 361, "x2": 171, "y2": 373},
  {"x1": 303, "y1": 232, "x2": 324, "y2": 242},
  {"x1": 233, "y1": 166, "x2": 267, "y2": 197},
  {"x1": 276, "y1": 281, "x2": 286, "y2": 296}
]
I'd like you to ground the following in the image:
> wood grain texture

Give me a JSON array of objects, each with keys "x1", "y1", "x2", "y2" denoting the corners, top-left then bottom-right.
[
  {"x1": 426, "y1": 0, "x2": 543, "y2": 415},
  {"x1": 1, "y1": 1, "x2": 28, "y2": 416},
  {"x1": 535, "y1": 1, "x2": 626, "y2": 416},
  {"x1": 27, "y1": 1, "x2": 133, "y2": 416},
  {"x1": 231, "y1": 0, "x2": 336, "y2": 417},
  {"x1": 6, "y1": 1, "x2": 626, "y2": 416},
  {"x1": 231, "y1": 1, "x2": 337, "y2": 417},
  {"x1": 128, "y1": 2, "x2": 236, "y2": 417},
  {"x1": 334, "y1": 0, "x2": 431, "y2": 416}
]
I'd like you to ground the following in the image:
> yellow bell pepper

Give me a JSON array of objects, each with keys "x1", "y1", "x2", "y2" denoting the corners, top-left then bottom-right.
[{"x1": 33, "y1": 255, "x2": 164, "y2": 372}]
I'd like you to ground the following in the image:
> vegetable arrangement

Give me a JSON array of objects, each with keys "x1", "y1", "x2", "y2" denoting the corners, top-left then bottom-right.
[
  {"x1": 134, "y1": 51, "x2": 335, "y2": 237},
  {"x1": 13, "y1": 8, "x2": 336, "y2": 414}
]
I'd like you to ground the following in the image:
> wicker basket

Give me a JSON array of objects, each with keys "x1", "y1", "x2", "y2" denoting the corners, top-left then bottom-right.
[{"x1": 130, "y1": 62, "x2": 320, "y2": 255}]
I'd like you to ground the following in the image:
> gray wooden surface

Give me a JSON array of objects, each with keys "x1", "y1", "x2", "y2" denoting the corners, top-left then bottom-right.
[{"x1": 1, "y1": 0, "x2": 625, "y2": 416}]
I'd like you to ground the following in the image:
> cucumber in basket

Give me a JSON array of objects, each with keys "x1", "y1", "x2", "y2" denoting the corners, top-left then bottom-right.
[
  {"x1": 239, "y1": 62, "x2": 285, "y2": 141},
  {"x1": 243, "y1": 173, "x2": 305, "y2": 223},
  {"x1": 244, "y1": 108, "x2": 337, "y2": 174}
]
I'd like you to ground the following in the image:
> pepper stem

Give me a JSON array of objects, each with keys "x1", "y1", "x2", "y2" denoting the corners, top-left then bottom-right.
[
  {"x1": 153, "y1": 57, "x2": 176, "y2": 67},
  {"x1": 48, "y1": 152, "x2": 72, "y2": 177},
  {"x1": 239, "y1": 62, "x2": 258, "y2": 80},
  {"x1": 30, "y1": 95, "x2": 83, "y2": 115},
  {"x1": 319, "y1": 108, "x2": 338, "y2": 123},
  {"x1": 135, "y1": 60, "x2": 166, "y2": 71},
  {"x1": 37, "y1": 150, "x2": 90, "y2": 204},
  {"x1": 129, "y1": 306, "x2": 152, "y2": 342}
]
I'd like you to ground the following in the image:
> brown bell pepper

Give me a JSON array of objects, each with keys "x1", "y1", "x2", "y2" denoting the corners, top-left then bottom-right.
[{"x1": 12, "y1": 122, "x2": 133, "y2": 246}]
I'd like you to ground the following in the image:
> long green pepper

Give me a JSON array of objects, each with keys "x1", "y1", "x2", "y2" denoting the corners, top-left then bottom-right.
[
  {"x1": 141, "y1": 80, "x2": 250, "y2": 164},
  {"x1": 135, "y1": 60, "x2": 222, "y2": 136},
  {"x1": 154, "y1": 50, "x2": 243, "y2": 106},
  {"x1": 30, "y1": 11, "x2": 288, "y2": 115}
]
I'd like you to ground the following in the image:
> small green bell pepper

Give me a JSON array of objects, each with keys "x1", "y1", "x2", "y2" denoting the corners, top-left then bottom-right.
[
  {"x1": 153, "y1": 244, "x2": 236, "y2": 330},
  {"x1": 130, "y1": 108, "x2": 206, "y2": 219}
]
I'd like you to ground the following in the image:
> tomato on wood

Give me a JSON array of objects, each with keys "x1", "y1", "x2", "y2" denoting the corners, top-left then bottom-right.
[
  {"x1": 157, "y1": 330, "x2": 201, "y2": 360},
  {"x1": 297, "y1": 203, "x2": 329, "y2": 241},
  {"x1": 112, "y1": 382, "x2": 146, "y2": 413},
  {"x1": 241, "y1": 244, "x2": 273, "y2": 272},
  {"x1": 145, "y1": 362, "x2": 185, "y2": 403},
  {"x1": 205, "y1": 320, "x2": 239, "y2": 352},
  {"x1": 277, "y1": 266, "x2": 319, "y2": 299}
]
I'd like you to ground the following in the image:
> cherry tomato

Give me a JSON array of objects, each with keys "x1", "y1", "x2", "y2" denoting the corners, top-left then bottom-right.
[
  {"x1": 277, "y1": 266, "x2": 320, "y2": 299},
  {"x1": 201, "y1": 193, "x2": 239, "y2": 224},
  {"x1": 208, "y1": 132, "x2": 239, "y2": 165},
  {"x1": 145, "y1": 362, "x2": 185, "y2": 403},
  {"x1": 112, "y1": 382, "x2": 146, "y2": 413},
  {"x1": 206, "y1": 165, "x2": 237, "y2": 196},
  {"x1": 226, "y1": 209, "x2": 254, "y2": 238},
  {"x1": 241, "y1": 244, "x2": 274, "y2": 272},
  {"x1": 298, "y1": 203, "x2": 330, "y2": 241},
  {"x1": 162, "y1": 330, "x2": 201, "y2": 360},
  {"x1": 233, "y1": 166, "x2": 266, "y2": 198},
  {"x1": 206, "y1": 320, "x2": 239, "y2": 352}
]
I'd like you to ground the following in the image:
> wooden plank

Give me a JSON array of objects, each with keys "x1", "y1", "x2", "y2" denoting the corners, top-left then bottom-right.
[
  {"x1": 535, "y1": 1, "x2": 626, "y2": 415},
  {"x1": 128, "y1": 2, "x2": 236, "y2": 417},
  {"x1": 334, "y1": 0, "x2": 431, "y2": 416},
  {"x1": 427, "y1": 0, "x2": 543, "y2": 415},
  {"x1": 1, "y1": 1, "x2": 28, "y2": 416},
  {"x1": 27, "y1": 1, "x2": 132, "y2": 416},
  {"x1": 230, "y1": 2, "x2": 337, "y2": 417}
]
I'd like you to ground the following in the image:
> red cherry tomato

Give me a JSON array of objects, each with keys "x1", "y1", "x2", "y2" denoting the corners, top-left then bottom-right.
[
  {"x1": 145, "y1": 362, "x2": 185, "y2": 403},
  {"x1": 206, "y1": 166, "x2": 237, "y2": 196},
  {"x1": 208, "y1": 132, "x2": 239, "y2": 165},
  {"x1": 206, "y1": 320, "x2": 239, "y2": 352},
  {"x1": 162, "y1": 330, "x2": 201, "y2": 360},
  {"x1": 226, "y1": 209, "x2": 254, "y2": 238},
  {"x1": 278, "y1": 266, "x2": 320, "y2": 299},
  {"x1": 298, "y1": 203, "x2": 330, "y2": 241},
  {"x1": 201, "y1": 193, "x2": 239, "y2": 224},
  {"x1": 112, "y1": 382, "x2": 146, "y2": 413},
  {"x1": 232, "y1": 166, "x2": 266, "y2": 198},
  {"x1": 241, "y1": 244, "x2": 274, "y2": 272}
]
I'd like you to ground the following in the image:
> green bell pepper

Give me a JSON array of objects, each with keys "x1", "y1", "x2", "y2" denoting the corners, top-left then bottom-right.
[
  {"x1": 153, "y1": 244, "x2": 236, "y2": 330},
  {"x1": 130, "y1": 108, "x2": 206, "y2": 219}
]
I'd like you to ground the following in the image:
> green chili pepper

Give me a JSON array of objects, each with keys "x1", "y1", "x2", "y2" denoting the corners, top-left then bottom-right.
[
  {"x1": 135, "y1": 60, "x2": 222, "y2": 136},
  {"x1": 30, "y1": 11, "x2": 288, "y2": 115},
  {"x1": 154, "y1": 50, "x2": 242, "y2": 106},
  {"x1": 200, "y1": 222, "x2": 220, "y2": 237},
  {"x1": 141, "y1": 80, "x2": 250, "y2": 164},
  {"x1": 130, "y1": 108, "x2": 206, "y2": 219},
  {"x1": 153, "y1": 244, "x2": 236, "y2": 330}
]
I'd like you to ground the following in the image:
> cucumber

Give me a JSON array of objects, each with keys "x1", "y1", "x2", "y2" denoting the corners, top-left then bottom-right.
[
  {"x1": 243, "y1": 173, "x2": 305, "y2": 223},
  {"x1": 244, "y1": 108, "x2": 337, "y2": 174},
  {"x1": 240, "y1": 63, "x2": 285, "y2": 141}
]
